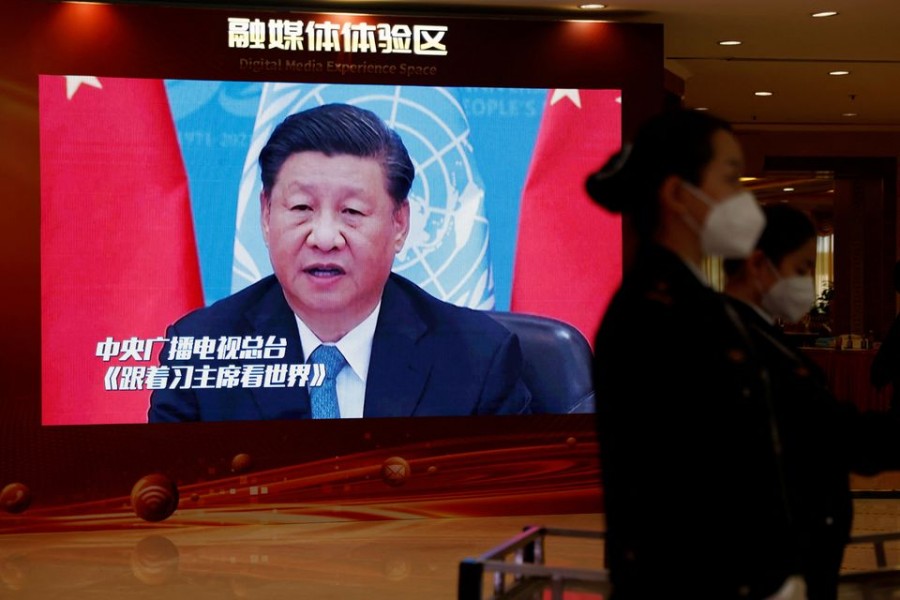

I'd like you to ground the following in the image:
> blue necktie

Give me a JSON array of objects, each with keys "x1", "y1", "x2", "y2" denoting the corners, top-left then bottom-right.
[{"x1": 308, "y1": 345, "x2": 346, "y2": 419}]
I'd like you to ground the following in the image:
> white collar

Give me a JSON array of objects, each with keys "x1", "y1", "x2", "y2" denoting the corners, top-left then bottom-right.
[
  {"x1": 294, "y1": 302, "x2": 382, "y2": 383},
  {"x1": 728, "y1": 295, "x2": 777, "y2": 326}
]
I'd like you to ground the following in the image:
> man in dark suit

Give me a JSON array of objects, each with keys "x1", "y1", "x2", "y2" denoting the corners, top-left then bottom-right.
[{"x1": 149, "y1": 103, "x2": 531, "y2": 421}]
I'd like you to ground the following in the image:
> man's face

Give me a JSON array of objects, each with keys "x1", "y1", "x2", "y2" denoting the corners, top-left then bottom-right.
[{"x1": 261, "y1": 151, "x2": 410, "y2": 335}]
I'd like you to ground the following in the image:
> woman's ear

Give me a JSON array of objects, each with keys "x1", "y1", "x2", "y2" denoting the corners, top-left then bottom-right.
[
  {"x1": 746, "y1": 249, "x2": 771, "y2": 280},
  {"x1": 659, "y1": 175, "x2": 688, "y2": 216}
]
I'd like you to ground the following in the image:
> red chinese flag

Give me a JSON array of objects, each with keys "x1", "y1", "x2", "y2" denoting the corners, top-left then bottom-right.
[
  {"x1": 511, "y1": 89, "x2": 623, "y2": 347},
  {"x1": 40, "y1": 75, "x2": 203, "y2": 425}
]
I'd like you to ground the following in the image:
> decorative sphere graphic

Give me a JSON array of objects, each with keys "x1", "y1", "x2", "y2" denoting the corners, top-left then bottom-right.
[
  {"x1": 381, "y1": 456, "x2": 411, "y2": 487},
  {"x1": 566, "y1": 437, "x2": 578, "y2": 447},
  {"x1": 0, "y1": 483, "x2": 32, "y2": 514},
  {"x1": 131, "y1": 474, "x2": 179, "y2": 522},
  {"x1": 231, "y1": 453, "x2": 253, "y2": 473}
]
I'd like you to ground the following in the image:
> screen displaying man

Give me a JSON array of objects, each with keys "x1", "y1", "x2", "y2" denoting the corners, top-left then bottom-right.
[{"x1": 149, "y1": 103, "x2": 532, "y2": 421}]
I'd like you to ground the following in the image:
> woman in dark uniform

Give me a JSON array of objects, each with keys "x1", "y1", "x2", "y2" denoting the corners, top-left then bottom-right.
[
  {"x1": 723, "y1": 204, "x2": 900, "y2": 600},
  {"x1": 586, "y1": 109, "x2": 797, "y2": 599}
]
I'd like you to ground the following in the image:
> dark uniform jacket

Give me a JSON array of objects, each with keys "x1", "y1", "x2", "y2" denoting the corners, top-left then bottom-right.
[
  {"x1": 594, "y1": 244, "x2": 799, "y2": 599},
  {"x1": 727, "y1": 297, "x2": 900, "y2": 600}
]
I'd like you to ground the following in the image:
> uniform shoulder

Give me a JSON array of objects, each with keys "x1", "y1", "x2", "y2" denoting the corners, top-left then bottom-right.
[{"x1": 616, "y1": 245, "x2": 709, "y2": 308}]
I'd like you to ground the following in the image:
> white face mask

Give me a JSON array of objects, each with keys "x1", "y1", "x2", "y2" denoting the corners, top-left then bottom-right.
[
  {"x1": 761, "y1": 263, "x2": 817, "y2": 323},
  {"x1": 682, "y1": 183, "x2": 766, "y2": 258}
]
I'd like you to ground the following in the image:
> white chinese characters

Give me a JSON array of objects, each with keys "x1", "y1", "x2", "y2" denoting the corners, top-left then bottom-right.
[
  {"x1": 227, "y1": 17, "x2": 447, "y2": 56},
  {"x1": 96, "y1": 336, "x2": 329, "y2": 391}
]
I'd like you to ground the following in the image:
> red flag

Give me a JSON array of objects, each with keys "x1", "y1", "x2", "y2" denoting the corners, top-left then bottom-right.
[
  {"x1": 40, "y1": 75, "x2": 203, "y2": 425},
  {"x1": 511, "y1": 89, "x2": 622, "y2": 347}
]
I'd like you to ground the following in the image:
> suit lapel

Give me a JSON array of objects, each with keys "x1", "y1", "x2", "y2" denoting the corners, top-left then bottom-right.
[
  {"x1": 363, "y1": 276, "x2": 432, "y2": 418},
  {"x1": 244, "y1": 280, "x2": 311, "y2": 420}
]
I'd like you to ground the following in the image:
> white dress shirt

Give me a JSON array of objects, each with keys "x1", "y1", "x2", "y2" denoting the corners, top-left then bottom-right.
[{"x1": 294, "y1": 303, "x2": 381, "y2": 419}]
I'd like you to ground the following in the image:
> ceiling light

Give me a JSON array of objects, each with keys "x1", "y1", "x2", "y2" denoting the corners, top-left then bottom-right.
[
  {"x1": 842, "y1": 112, "x2": 858, "y2": 117},
  {"x1": 754, "y1": 91, "x2": 773, "y2": 97},
  {"x1": 811, "y1": 11, "x2": 838, "y2": 18},
  {"x1": 783, "y1": 187, "x2": 795, "y2": 192},
  {"x1": 694, "y1": 107, "x2": 709, "y2": 111},
  {"x1": 718, "y1": 40, "x2": 742, "y2": 46},
  {"x1": 829, "y1": 70, "x2": 850, "y2": 76},
  {"x1": 578, "y1": 3, "x2": 606, "y2": 8},
  {"x1": 740, "y1": 177, "x2": 758, "y2": 182}
]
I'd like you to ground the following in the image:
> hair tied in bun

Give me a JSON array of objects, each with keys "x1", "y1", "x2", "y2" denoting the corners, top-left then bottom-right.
[{"x1": 586, "y1": 143, "x2": 633, "y2": 214}]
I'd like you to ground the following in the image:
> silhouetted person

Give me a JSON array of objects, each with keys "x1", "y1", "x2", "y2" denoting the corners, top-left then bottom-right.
[
  {"x1": 587, "y1": 109, "x2": 791, "y2": 599},
  {"x1": 724, "y1": 205, "x2": 900, "y2": 600},
  {"x1": 871, "y1": 260, "x2": 900, "y2": 414}
]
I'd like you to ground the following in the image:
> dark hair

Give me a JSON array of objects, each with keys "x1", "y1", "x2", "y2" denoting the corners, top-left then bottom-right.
[
  {"x1": 893, "y1": 260, "x2": 900, "y2": 293},
  {"x1": 723, "y1": 204, "x2": 816, "y2": 277},
  {"x1": 585, "y1": 109, "x2": 732, "y2": 239},
  {"x1": 259, "y1": 103, "x2": 415, "y2": 206}
]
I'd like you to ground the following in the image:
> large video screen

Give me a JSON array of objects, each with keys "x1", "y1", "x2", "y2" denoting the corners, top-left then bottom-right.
[
  {"x1": 40, "y1": 77, "x2": 622, "y2": 426},
  {"x1": 2, "y1": 1, "x2": 663, "y2": 521}
]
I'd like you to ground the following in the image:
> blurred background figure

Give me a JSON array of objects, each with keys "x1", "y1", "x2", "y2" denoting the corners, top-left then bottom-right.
[
  {"x1": 871, "y1": 260, "x2": 900, "y2": 414},
  {"x1": 723, "y1": 204, "x2": 900, "y2": 600},
  {"x1": 723, "y1": 204, "x2": 817, "y2": 329}
]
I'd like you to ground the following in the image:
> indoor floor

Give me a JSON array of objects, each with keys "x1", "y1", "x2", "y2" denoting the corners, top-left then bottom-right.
[{"x1": 3, "y1": 500, "x2": 900, "y2": 599}]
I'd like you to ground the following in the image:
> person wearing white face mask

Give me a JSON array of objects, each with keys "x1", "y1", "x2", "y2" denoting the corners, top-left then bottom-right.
[
  {"x1": 723, "y1": 204, "x2": 818, "y2": 326},
  {"x1": 761, "y1": 267, "x2": 818, "y2": 325},
  {"x1": 723, "y1": 204, "x2": 900, "y2": 600},
  {"x1": 586, "y1": 109, "x2": 806, "y2": 599},
  {"x1": 680, "y1": 181, "x2": 766, "y2": 260}
]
